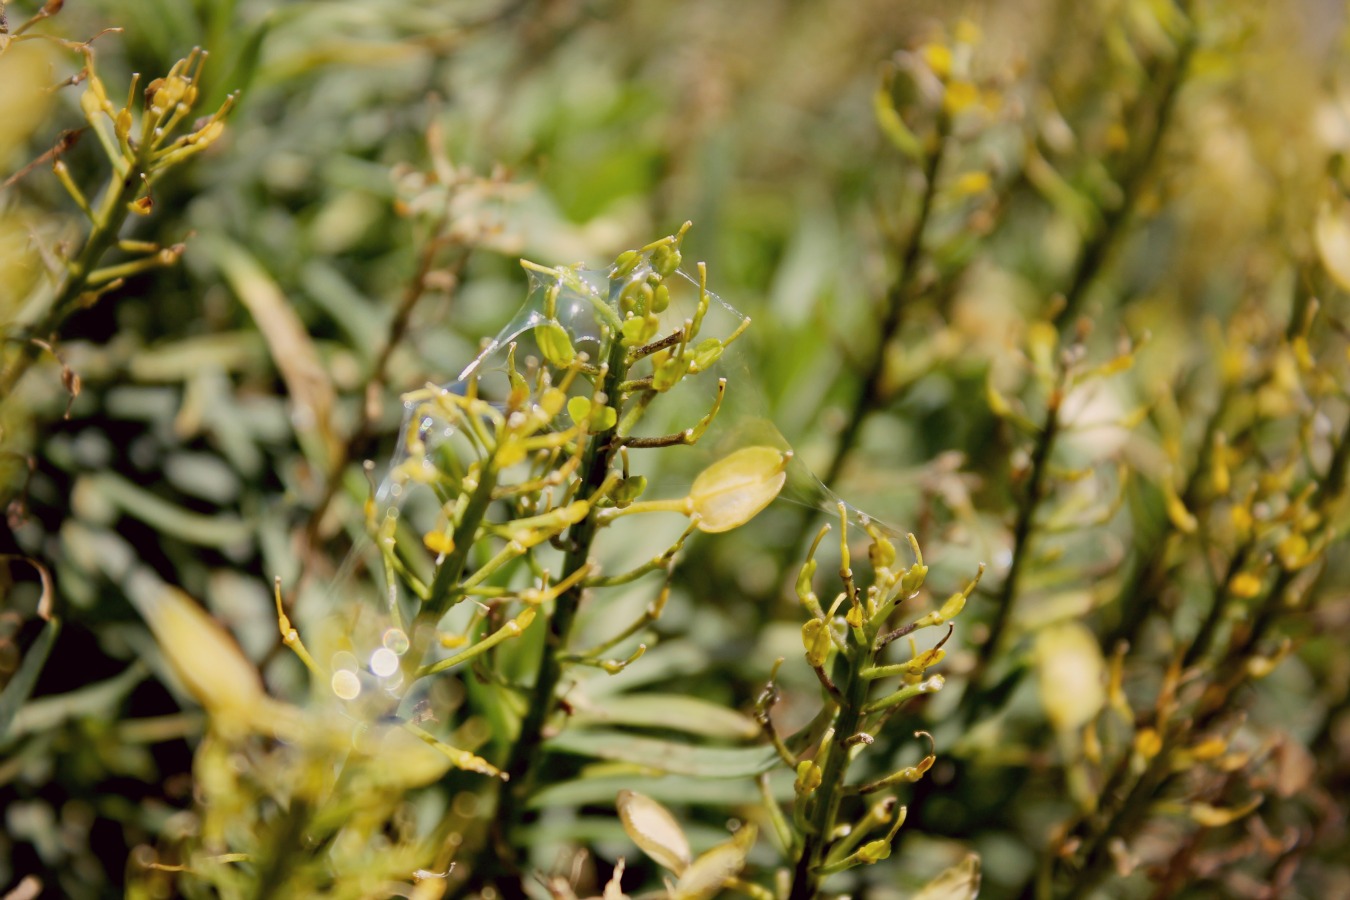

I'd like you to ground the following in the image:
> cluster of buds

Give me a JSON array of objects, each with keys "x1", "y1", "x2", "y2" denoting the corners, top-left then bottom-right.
[
  {"x1": 753, "y1": 504, "x2": 983, "y2": 894},
  {"x1": 53, "y1": 48, "x2": 233, "y2": 307},
  {"x1": 366, "y1": 224, "x2": 784, "y2": 692}
]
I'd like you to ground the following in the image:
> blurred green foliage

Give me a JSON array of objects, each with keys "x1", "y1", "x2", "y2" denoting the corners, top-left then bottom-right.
[{"x1": 5, "y1": 0, "x2": 1350, "y2": 897}]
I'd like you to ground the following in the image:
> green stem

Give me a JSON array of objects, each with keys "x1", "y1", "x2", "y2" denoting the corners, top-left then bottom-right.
[
  {"x1": 821, "y1": 115, "x2": 949, "y2": 489},
  {"x1": 1107, "y1": 385, "x2": 1230, "y2": 649},
  {"x1": 402, "y1": 460, "x2": 501, "y2": 683},
  {"x1": 488, "y1": 331, "x2": 629, "y2": 896},
  {"x1": 961, "y1": 367, "x2": 1065, "y2": 724},
  {"x1": 1052, "y1": 19, "x2": 1194, "y2": 331},
  {"x1": 0, "y1": 159, "x2": 142, "y2": 399},
  {"x1": 787, "y1": 640, "x2": 872, "y2": 900},
  {"x1": 1182, "y1": 542, "x2": 1250, "y2": 669}
]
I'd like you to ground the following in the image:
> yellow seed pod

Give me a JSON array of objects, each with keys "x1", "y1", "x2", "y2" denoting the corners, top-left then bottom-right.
[
  {"x1": 688, "y1": 446, "x2": 788, "y2": 533},
  {"x1": 616, "y1": 790, "x2": 691, "y2": 874},
  {"x1": 942, "y1": 80, "x2": 980, "y2": 116},
  {"x1": 1162, "y1": 480, "x2": 1198, "y2": 534},
  {"x1": 1230, "y1": 503, "x2": 1253, "y2": 542},
  {"x1": 1187, "y1": 797, "x2": 1263, "y2": 828},
  {"x1": 954, "y1": 18, "x2": 982, "y2": 45},
  {"x1": 953, "y1": 171, "x2": 991, "y2": 197},
  {"x1": 794, "y1": 759, "x2": 822, "y2": 796},
  {"x1": 423, "y1": 531, "x2": 454, "y2": 555},
  {"x1": 1276, "y1": 533, "x2": 1310, "y2": 571},
  {"x1": 135, "y1": 583, "x2": 265, "y2": 725}
]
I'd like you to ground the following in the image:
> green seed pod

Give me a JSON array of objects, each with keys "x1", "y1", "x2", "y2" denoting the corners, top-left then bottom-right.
[
  {"x1": 652, "y1": 355, "x2": 690, "y2": 392},
  {"x1": 652, "y1": 244, "x2": 681, "y2": 278},
  {"x1": 652, "y1": 282, "x2": 671, "y2": 313},
  {"x1": 692, "y1": 338, "x2": 724, "y2": 370},
  {"x1": 613, "y1": 475, "x2": 648, "y2": 507},
  {"x1": 612, "y1": 249, "x2": 640, "y2": 278},
  {"x1": 536, "y1": 321, "x2": 576, "y2": 367},
  {"x1": 621, "y1": 314, "x2": 659, "y2": 347}
]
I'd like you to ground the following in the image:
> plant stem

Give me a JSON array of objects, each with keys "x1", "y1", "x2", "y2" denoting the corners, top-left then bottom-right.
[
  {"x1": 301, "y1": 228, "x2": 466, "y2": 548},
  {"x1": 1182, "y1": 541, "x2": 1250, "y2": 669},
  {"x1": 0, "y1": 156, "x2": 142, "y2": 399},
  {"x1": 961, "y1": 365, "x2": 1065, "y2": 724},
  {"x1": 488, "y1": 331, "x2": 629, "y2": 897},
  {"x1": 1052, "y1": 20, "x2": 1194, "y2": 331},
  {"x1": 1106, "y1": 385, "x2": 1229, "y2": 649},
  {"x1": 821, "y1": 116, "x2": 948, "y2": 490},
  {"x1": 788, "y1": 638, "x2": 872, "y2": 900}
]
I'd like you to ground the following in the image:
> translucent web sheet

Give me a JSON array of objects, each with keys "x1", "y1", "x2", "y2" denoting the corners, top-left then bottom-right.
[{"x1": 374, "y1": 254, "x2": 903, "y2": 546}]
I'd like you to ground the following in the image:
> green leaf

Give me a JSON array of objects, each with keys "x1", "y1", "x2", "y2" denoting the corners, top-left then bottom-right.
[
  {"x1": 5, "y1": 662, "x2": 147, "y2": 742},
  {"x1": 0, "y1": 618, "x2": 61, "y2": 743},
  {"x1": 529, "y1": 773, "x2": 783, "y2": 810},
  {"x1": 87, "y1": 473, "x2": 254, "y2": 548},
  {"x1": 570, "y1": 694, "x2": 760, "y2": 740},
  {"x1": 545, "y1": 729, "x2": 781, "y2": 778}
]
